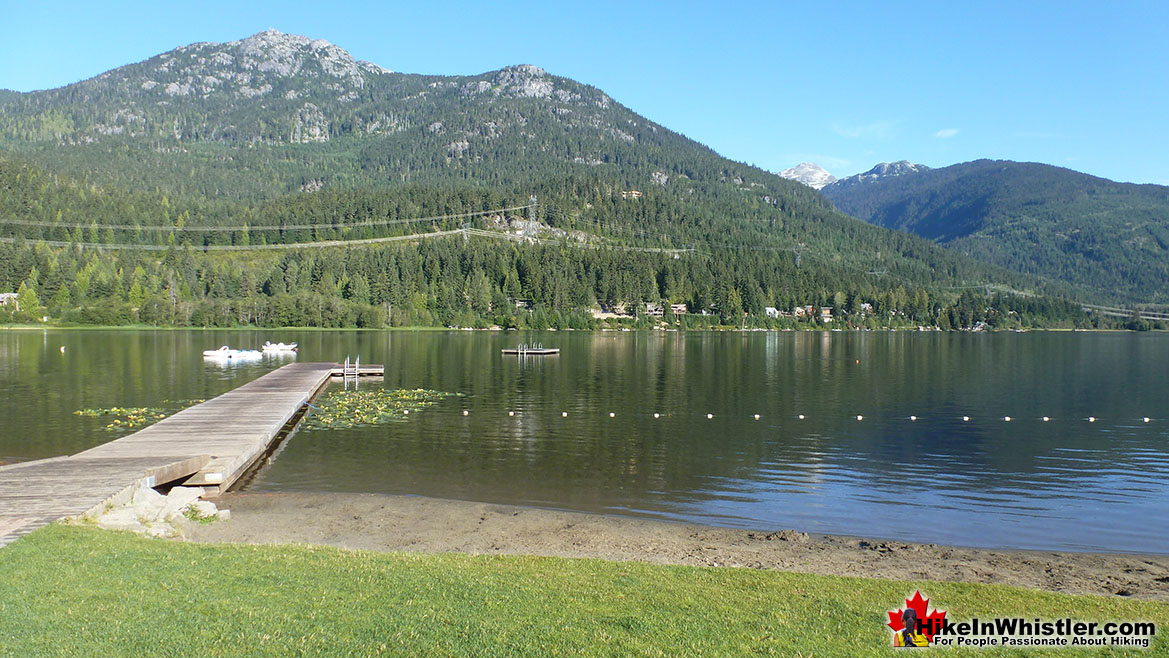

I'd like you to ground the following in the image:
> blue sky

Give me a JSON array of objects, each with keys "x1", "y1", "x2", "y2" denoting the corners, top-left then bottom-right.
[{"x1": 2, "y1": 1, "x2": 1166, "y2": 184}]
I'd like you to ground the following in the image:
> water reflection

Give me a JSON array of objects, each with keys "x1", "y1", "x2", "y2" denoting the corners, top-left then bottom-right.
[{"x1": 2, "y1": 329, "x2": 1167, "y2": 552}]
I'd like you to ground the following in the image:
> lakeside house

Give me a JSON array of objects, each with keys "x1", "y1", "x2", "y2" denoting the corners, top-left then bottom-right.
[
  {"x1": 0, "y1": 293, "x2": 18, "y2": 310},
  {"x1": 820, "y1": 307, "x2": 833, "y2": 323},
  {"x1": 765, "y1": 307, "x2": 780, "y2": 318},
  {"x1": 643, "y1": 302, "x2": 687, "y2": 317}
]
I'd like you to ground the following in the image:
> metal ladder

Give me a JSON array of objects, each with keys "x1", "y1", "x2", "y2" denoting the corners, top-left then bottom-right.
[{"x1": 342, "y1": 355, "x2": 360, "y2": 390}]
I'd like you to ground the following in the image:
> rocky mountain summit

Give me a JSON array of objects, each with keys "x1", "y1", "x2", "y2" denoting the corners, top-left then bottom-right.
[
  {"x1": 778, "y1": 162, "x2": 836, "y2": 189},
  {"x1": 2, "y1": 29, "x2": 808, "y2": 202},
  {"x1": 154, "y1": 29, "x2": 389, "y2": 97},
  {"x1": 1, "y1": 30, "x2": 624, "y2": 149},
  {"x1": 824, "y1": 160, "x2": 929, "y2": 193}
]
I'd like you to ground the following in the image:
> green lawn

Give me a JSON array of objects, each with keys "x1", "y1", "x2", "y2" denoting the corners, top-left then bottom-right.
[{"x1": 0, "y1": 525, "x2": 1165, "y2": 656}]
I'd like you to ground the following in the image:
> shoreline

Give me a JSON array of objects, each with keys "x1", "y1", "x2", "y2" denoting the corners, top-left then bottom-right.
[
  {"x1": 189, "y1": 491, "x2": 1169, "y2": 602},
  {"x1": 0, "y1": 324, "x2": 1135, "y2": 333}
]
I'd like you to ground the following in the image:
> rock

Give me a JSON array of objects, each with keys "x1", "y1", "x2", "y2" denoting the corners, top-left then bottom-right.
[
  {"x1": 163, "y1": 486, "x2": 205, "y2": 516},
  {"x1": 129, "y1": 480, "x2": 165, "y2": 505},
  {"x1": 165, "y1": 512, "x2": 197, "y2": 538},
  {"x1": 448, "y1": 140, "x2": 469, "y2": 157},
  {"x1": 494, "y1": 65, "x2": 553, "y2": 99},
  {"x1": 129, "y1": 481, "x2": 168, "y2": 522},
  {"x1": 216, "y1": 508, "x2": 231, "y2": 521},
  {"x1": 188, "y1": 500, "x2": 219, "y2": 520},
  {"x1": 755, "y1": 529, "x2": 809, "y2": 543},
  {"x1": 773, "y1": 529, "x2": 809, "y2": 543},
  {"x1": 292, "y1": 103, "x2": 329, "y2": 143},
  {"x1": 90, "y1": 483, "x2": 221, "y2": 538},
  {"x1": 96, "y1": 507, "x2": 147, "y2": 534}
]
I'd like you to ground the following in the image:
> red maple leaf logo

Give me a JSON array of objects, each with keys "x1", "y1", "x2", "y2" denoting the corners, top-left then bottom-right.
[{"x1": 887, "y1": 590, "x2": 947, "y2": 641}]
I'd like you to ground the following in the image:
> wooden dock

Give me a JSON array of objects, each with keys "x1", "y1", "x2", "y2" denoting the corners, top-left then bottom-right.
[
  {"x1": 501, "y1": 348, "x2": 560, "y2": 355},
  {"x1": 0, "y1": 361, "x2": 381, "y2": 547}
]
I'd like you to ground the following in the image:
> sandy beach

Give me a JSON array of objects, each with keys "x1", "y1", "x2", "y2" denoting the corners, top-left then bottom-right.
[{"x1": 187, "y1": 491, "x2": 1169, "y2": 601}]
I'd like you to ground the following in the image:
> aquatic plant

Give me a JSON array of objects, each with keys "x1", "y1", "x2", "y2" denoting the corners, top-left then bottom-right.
[
  {"x1": 74, "y1": 400, "x2": 205, "y2": 431},
  {"x1": 302, "y1": 388, "x2": 459, "y2": 430}
]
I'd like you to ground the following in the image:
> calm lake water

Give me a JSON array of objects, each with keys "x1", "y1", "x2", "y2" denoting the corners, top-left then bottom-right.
[{"x1": 2, "y1": 329, "x2": 1167, "y2": 553}]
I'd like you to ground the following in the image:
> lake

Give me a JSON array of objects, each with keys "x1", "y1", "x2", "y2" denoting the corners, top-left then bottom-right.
[{"x1": 2, "y1": 329, "x2": 1166, "y2": 553}]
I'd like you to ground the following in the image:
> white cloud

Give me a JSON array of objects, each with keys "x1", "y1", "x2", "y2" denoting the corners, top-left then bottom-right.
[
  {"x1": 833, "y1": 120, "x2": 896, "y2": 139},
  {"x1": 934, "y1": 128, "x2": 959, "y2": 139}
]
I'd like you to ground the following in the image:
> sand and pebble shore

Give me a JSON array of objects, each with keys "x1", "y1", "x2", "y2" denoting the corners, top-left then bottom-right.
[{"x1": 187, "y1": 491, "x2": 1169, "y2": 601}]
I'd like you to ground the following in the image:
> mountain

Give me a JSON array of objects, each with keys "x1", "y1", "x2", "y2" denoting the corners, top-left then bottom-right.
[
  {"x1": 778, "y1": 162, "x2": 835, "y2": 189},
  {"x1": 0, "y1": 29, "x2": 754, "y2": 200},
  {"x1": 0, "y1": 32, "x2": 1095, "y2": 330},
  {"x1": 822, "y1": 160, "x2": 929, "y2": 194},
  {"x1": 822, "y1": 159, "x2": 1169, "y2": 303}
]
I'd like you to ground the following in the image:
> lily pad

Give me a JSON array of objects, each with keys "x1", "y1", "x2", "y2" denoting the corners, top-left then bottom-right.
[
  {"x1": 74, "y1": 399, "x2": 204, "y2": 432},
  {"x1": 303, "y1": 388, "x2": 460, "y2": 431}
]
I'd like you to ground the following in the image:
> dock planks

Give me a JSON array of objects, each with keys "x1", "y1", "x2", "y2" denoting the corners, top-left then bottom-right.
[{"x1": 0, "y1": 361, "x2": 381, "y2": 547}]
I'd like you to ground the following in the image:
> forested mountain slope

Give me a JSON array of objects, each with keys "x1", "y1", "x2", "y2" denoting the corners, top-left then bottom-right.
[
  {"x1": 822, "y1": 159, "x2": 1169, "y2": 303},
  {"x1": 0, "y1": 156, "x2": 1087, "y2": 330},
  {"x1": 0, "y1": 31, "x2": 1100, "y2": 328},
  {"x1": 0, "y1": 29, "x2": 796, "y2": 201}
]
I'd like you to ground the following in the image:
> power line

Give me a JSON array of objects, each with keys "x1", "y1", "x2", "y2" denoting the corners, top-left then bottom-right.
[
  {"x1": 462, "y1": 228, "x2": 691, "y2": 255},
  {"x1": 0, "y1": 205, "x2": 532, "y2": 233},
  {"x1": 0, "y1": 199, "x2": 1017, "y2": 300},
  {"x1": 1, "y1": 226, "x2": 697, "y2": 255},
  {"x1": 0, "y1": 229, "x2": 467, "y2": 251}
]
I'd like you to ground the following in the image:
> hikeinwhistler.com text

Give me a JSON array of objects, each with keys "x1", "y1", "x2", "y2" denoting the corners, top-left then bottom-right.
[{"x1": 922, "y1": 617, "x2": 1155, "y2": 648}]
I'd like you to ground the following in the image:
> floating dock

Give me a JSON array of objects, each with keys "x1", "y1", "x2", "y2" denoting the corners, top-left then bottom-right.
[
  {"x1": 0, "y1": 361, "x2": 381, "y2": 547},
  {"x1": 501, "y1": 348, "x2": 560, "y2": 355}
]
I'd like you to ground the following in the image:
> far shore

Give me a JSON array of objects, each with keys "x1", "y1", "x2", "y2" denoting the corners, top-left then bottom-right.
[
  {"x1": 189, "y1": 491, "x2": 1169, "y2": 602},
  {"x1": 0, "y1": 323, "x2": 1136, "y2": 333}
]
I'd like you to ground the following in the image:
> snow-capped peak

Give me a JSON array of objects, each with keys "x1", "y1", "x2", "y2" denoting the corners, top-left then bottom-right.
[{"x1": 778, "y1": 162, "x2": 837, "y2": 190}]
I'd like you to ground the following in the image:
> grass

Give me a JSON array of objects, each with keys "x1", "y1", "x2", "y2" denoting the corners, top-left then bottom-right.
[{"x1": 0, "y1": 525, "x2": 1166, "y2": 656}]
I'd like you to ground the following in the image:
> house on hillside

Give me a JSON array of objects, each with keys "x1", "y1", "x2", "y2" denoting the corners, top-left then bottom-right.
[
  {"x1": 644, "y1": 302, "x2": 664, "y2": 317},
  {"x1": 670, "y1": 303, "x2": 688, "y2": 315},
  {"x1": 621, "y1": 190, "x2": 643, "y2": 199},
  {"x1": 793, "y1": 305, "x2": 813, "y2": 318},
  {"x1": 820, "y1": 307, "x2": 833, "y2": 323},
  {"x1": 764, "y1": 307, "x2": 780, "y2": 318},
  {"x1": 0, "y1": 293, "x2": 18, "y2": 311}
]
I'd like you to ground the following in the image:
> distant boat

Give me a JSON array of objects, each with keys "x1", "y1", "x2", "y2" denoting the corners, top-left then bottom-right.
[
  {"x1": 202, "y1": 345, "x2": 263, "y2": 359},
  {"x1": 502, "y1": 343, "x2": 560, "y2": 355},
  {"x1": 262, "y1": 341, "x2": 298, "y2": 352}
]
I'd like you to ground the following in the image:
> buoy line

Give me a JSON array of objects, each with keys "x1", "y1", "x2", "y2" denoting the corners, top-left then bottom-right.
[{"x1": 453, "y1": 411, "x2": 1157, "y2": 424}]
